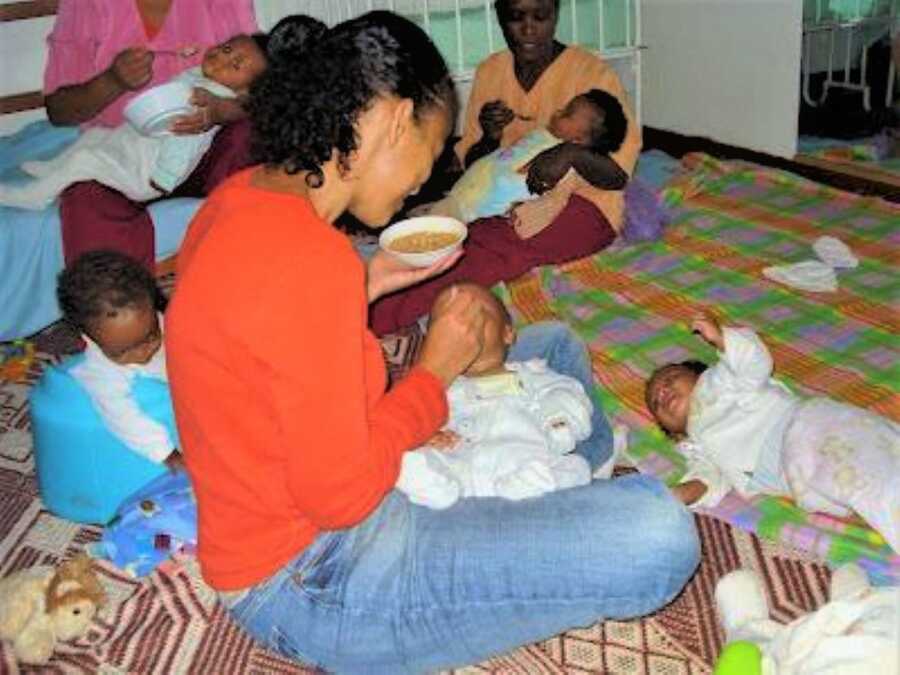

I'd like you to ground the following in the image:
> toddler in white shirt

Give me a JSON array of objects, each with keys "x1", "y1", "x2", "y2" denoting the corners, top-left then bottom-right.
[
  {"x1": 56, "y1": 250, "x2": 180, "y2": 469},
  {"x1": 645, "y1": 312, "x2": 900, "y2": 553}
]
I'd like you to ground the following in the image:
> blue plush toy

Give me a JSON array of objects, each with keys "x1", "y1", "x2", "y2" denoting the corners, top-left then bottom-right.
[{"x1": 90, "y1": 469, "x2": 197, "y2": 578}]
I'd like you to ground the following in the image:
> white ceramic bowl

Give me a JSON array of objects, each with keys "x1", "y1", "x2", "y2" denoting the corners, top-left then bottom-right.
[
  {"x1": 379, "y1": 216, "x2": 467, "y2": 268},
  {"x1": 123, "y1": 81, "x2": 194, "y2": 137}
]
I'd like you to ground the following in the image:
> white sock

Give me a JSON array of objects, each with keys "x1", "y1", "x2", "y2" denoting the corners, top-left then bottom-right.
[{"x1": 715, "y1": 570, "x2": 770, "y2": 639}]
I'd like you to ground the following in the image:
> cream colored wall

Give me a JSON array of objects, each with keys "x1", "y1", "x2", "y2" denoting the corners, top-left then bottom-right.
[
  {"x1": 0, "y1": 6, "x2": 54, "y2": 135},
  {"x1": 641, "y1": 0, "x2": 803, "y2": 158}
]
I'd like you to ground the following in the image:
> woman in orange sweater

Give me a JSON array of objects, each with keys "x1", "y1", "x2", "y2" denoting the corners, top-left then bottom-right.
[{"x1": 166, "y1": 11, "x2": 699, "y2": 674}]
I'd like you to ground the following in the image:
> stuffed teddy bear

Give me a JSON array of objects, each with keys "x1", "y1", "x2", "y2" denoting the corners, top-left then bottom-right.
[
  {"x1": 0, "y1": 553, "x2": 106, "y2": 665},
  {"x1": 714, "y1": 563, "x2": 899, "y2": 675}
]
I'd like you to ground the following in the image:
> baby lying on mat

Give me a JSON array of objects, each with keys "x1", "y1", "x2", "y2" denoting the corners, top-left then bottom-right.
[
  {"x1": 396, "y1": 283, "x2": 594, "y2": 509},
  {"x1": 645, "y1": 311, "x2": 900, "y2": 553},
  {"x1": 0, "y1": 33, "x2": 268, "y2": 209},
  {"x1": 419, "y1": 89, "x2": 626, "y2": 235}
]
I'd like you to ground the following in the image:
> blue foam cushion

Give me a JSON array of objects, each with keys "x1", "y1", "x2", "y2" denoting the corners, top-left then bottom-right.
[{"x1": 29, "y1": 353, "x2": 175, "y2": 524}]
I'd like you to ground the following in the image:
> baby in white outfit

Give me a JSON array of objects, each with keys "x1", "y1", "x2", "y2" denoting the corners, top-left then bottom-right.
[
  {"x1": 396, "y1": 283, "x2": 593, "y2": 509},
  {"x1": 645, "y1": 312, "x2": 900, "y2": 553}
]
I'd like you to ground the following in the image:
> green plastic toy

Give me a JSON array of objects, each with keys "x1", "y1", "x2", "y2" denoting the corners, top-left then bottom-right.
[{"x1": 714, "y1": 641, "x2": 762, "y2": 675}]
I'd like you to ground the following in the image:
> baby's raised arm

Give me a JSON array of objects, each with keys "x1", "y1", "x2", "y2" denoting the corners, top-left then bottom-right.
[{"x1": 690, "y1": 311, "x2": 724, "y2": 350}]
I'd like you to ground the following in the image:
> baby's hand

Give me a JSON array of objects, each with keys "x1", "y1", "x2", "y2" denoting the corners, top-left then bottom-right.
[
  {"x1": 164, "y1": 450, "x2": 185, "y2": 473},
  {"x1": 149, "y1": 179, "x2": 170, "y2": 195},
  {"x1": 671, "y1": 479, "x2": 707, "y2": 505},
  {"x1": 170, "y1": 88, "x2": 221, "y2": 134},
  {"x1": 690, "y1": 312, "x2": 724, "y2": 350},
  {"x1": 428, "y1": 429, "x2": 462, "y2": 451}
]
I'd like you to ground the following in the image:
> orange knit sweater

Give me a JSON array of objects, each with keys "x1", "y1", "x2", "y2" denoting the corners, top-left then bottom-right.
[{"x1": 166, "y1": 169, "x2": 448, "y2": 590}]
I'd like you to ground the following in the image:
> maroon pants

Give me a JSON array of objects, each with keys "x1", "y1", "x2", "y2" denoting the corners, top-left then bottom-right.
[
  {"x1": 369, "y1": 194, "x2": 617, "y2": 336},
  {"x1": 59, "y1": 119, "x2": 254, "y2": 271}
]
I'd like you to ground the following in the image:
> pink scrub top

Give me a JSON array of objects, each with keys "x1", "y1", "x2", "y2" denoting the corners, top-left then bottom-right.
[{"x1": 44, "y1": 0, "x2": 258, "y2": 129}]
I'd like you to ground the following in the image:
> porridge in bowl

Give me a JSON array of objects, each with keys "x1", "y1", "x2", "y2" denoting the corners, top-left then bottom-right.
[{"x1": 379, "y1": 216, "x2": 467, "y2": 267}]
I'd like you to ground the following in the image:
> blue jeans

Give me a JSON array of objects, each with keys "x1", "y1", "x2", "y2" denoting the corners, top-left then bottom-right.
[
  {"x1": 507, "y1": 321, "x2": 614, "y2": 470},
  {"x1": 225, "y1": 323, "x2": 699, "y2": 673}
]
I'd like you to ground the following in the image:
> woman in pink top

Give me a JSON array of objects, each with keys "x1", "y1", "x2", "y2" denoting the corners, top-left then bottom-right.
[{"x1": 42, "y1": 0, "x2": 258, "y2": 270}]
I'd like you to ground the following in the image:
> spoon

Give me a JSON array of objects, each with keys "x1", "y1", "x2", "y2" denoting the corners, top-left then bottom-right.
[{"x1": 153, "y1": 46, "x2": 200, "y2": 58}]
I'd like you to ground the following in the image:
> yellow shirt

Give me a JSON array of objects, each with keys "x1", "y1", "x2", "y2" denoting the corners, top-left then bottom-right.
[{"x1": 455, "y1": 46, "x2": 641, "y2": 231}]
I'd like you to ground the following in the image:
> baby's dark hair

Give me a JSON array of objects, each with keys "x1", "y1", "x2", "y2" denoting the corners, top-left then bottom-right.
[
  {"x1": 248, "y1": 10, "x2": 456, "y2": 188},
  {"x1": 578, "y1": 89, "x2": 627, "y2": 154},
  {"x1": 57, "y1": 250, "x2": 163, "y2": 336},
  {"x1": 266, "y1": 14, "x2": 326, "y2": 62},
  {"x1": 248, "y1": 32, "x2": 270, "y2": 57}
]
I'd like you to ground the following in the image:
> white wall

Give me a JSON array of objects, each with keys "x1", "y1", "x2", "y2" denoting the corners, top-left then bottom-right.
[
  {"x1": 0, "y1": 9, "x2": 53, "y2": 135},
  {"x1": 641, "y1": 0, "x2": 803, "y2": 158}
]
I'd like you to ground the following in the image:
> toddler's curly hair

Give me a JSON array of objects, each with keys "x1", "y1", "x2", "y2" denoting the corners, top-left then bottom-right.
[{"x1": 57, "y1": 250, "x2": 163, "y2": 336}]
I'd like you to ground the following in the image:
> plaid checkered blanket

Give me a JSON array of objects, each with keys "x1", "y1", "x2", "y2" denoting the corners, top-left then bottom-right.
[{"x1": 502, "y1": 153, "x2": 900, "y2": 583}]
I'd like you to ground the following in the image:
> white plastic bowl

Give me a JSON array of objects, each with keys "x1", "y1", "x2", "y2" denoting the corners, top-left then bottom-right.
[
  {"x1": 123, "y1": 81, "x2": 194, "y2": 137},
  {"x1": 379, "y1": 216, "x2": 467, "y2": 268}
]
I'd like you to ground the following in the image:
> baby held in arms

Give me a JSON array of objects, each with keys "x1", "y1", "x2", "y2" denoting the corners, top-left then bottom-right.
[
  {"x1": 646, "y1": 311, "x2": 900, "y2": 553},
  {"x1": 0, "y1": 33, "x2": 268, "y2": 209},
  {"x1": 396, "y1": 283, "x2": 594, "y2": 509},
  {"x1": 420, "y1": 88, "x2": 627, "y2": 225}
]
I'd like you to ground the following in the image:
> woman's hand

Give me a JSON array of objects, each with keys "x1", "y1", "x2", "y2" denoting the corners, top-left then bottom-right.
[
  {"x1": 109, "y1": 47, "x2": 154, "y2": 91},
  {"x1": 418, "y1": 285, "x2": 486, "y2": 387},
  {"x1": 366, "y1": 248, "x2": 463, "y2": 304},
  {"x1": 427, "y1": 429, "x2": 462, "y2": 451},
  {"x1": 523, "y1": 143, "x2": 577, "y2": 194},
  {"x1": 478, "y1": 100, "x2": 515, "y2": 141},
  {"x1": 691, "y1": 312, "x2": 724, "y2": 351}
]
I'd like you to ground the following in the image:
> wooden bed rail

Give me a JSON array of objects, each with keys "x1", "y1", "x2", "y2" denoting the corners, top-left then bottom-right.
[
  {"x1": 0, "y1": 1, "x2": 58, "y2": 116},
  {"x1": 0, "y1": 0, "x2": 57, "y2": 22}
]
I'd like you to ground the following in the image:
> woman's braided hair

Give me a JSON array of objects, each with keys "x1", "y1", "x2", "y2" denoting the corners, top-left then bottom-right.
[{"x1": 248, "y1": 11, "x2": 456, "y2": 188}]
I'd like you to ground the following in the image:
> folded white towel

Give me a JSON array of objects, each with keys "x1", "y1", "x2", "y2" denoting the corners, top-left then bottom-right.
[
  {"x1": 763, "y1": 261, "x2": 838, "y2": 292},
  {"x1": 762, "y1": 236, "x2": 856, "y2": 293},
  {"x1": 812, "y1": 236, "x2": 858, "y2": 269}
]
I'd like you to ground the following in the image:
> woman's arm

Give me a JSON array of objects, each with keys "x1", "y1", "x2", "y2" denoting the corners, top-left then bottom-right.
[
  {"x1": 267, "y1": 255, "x2": 482, "y2": 530},
  {"x1": 44, "y1": 1, "x2": 154, "y2": 126},
  {"x1": 463, "y1": 99, "x2": 515, "y2": 167},
  {"x1": 45, "y1": 48, "x2": 154, "y2": 126}
]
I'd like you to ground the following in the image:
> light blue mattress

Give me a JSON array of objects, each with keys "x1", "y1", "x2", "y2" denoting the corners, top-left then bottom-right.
[{"x1": 0, "y1": 121, "x2": 200, "y2": 341}]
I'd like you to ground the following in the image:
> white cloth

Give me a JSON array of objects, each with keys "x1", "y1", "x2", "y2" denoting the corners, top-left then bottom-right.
[
  {"x1": 762, "y1": 236, "x2": 857, "y2": 293},
  {"x1": 69, "y1": 314, "x2": 172, "y2": 463},
  {"x1": 396, "y1": 359, "x2": 593, "y2": 509},
  {"x1": 812, "y1": 236, "x2": 858, "y2": 268},
  {"x1": 715, "y1": 565, "x2": 899, "y2": 675},
  {"x1": 683, "y1": 327, "x2": 797, "y2": 508},
  {"x1": 762, "y1": 261, "x2": 838, "y2": 292},
  {"x1": 0, "y1": 68, "x2": 233, "y2": 209}
]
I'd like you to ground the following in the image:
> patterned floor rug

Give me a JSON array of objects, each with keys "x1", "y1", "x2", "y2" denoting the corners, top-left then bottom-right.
[{"x1": 0, "y1": 329, "x2": 832, "y2": 674}]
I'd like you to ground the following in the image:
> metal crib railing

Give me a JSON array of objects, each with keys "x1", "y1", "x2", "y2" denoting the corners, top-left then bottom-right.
[
  {"x1": 257, "y1": 0, "x2": 643, "y2": 121},
  {"x1": 801, "y1": 0, "x2": 897, "y2": 111}
]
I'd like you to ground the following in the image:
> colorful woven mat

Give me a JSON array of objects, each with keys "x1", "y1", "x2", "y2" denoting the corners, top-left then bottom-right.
[{"x1": 502, "y1": 153, "x2": 900, "y2": 583}]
